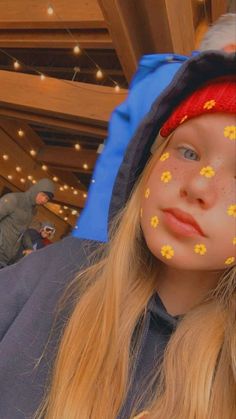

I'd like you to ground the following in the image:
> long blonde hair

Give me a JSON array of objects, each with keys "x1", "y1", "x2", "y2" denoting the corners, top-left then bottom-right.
[{"x1": 37, "y1": 145, "x2": 236, "y2": 419}]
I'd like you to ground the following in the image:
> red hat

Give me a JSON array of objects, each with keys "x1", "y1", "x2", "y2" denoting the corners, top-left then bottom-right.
[{"x1": 160, "y1": 78, "x2": 236, "y2": 138}]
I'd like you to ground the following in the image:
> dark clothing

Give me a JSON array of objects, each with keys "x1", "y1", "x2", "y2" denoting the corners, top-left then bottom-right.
[
  {"x1": 0, "y1": 179, "x2": 54, "y2": 267},
  {"x1": 0, "y1": 52, "x2": 235, "y2": 418}
]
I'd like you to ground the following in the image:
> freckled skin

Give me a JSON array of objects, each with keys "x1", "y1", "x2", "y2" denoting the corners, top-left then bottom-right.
[{"x1": 141, "y1": 113, "x2": 236, "y2": 271}]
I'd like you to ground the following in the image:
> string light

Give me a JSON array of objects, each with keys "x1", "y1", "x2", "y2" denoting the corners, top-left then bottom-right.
[
  {"x1": 63, "y1": 185, "x2": 69, "y2": 190},
  {"x1": 114, "y1": 84, "x2": 120, "y2": 92},
  {"x1": 2, "y1": 154, "x2": 9, "y2": 160},
  {"x1": 14, "y1": 61, "x2": 20, "y2": 70},
  {"x1": 53, "y1": 176, "x2": 58, "y2": 182},
  {"x1": 83, "y1": 163, "x2": 88, "y2": 170},
  {"x1": 27, "y1": 175, "x2": 33, "y2": 180},
  {"x1": 74, "y1": 143, "x2": 81, "y2": 150},
  {"x1": 63, "y1": 205, "x2": 68, "y2": 210},
  {"x1": 16, "y1": 166, "x2": 22, "y2": 172},
  {"x1": 71, "y1": 209, "x2": 77, "y2": 215},
  {"x1": 40, "y1": 74, "x2": 46, "y2": 80},
  {"x1": 32, "y1": 180, "x2": 36, "y2": 184},
  {"x1": 64, "y1": 216, "x2": 68, "y2": 221},
  {"x1": 20, "y1": 178, "x2": 26, "y2": 183},
  {"x1": 18, "y1": 129, "x2": 24, "y2": 137},
  {"x1": 96, "y1": 69, "x2": 103, "y2": 80},
  {"x1": 59, "y1": 209, "x2": 63, "y2": 214},
  {"x1": 7, "y1": 175, "x2": 13, "y2": 180},
  {"x1": 83, "y1": 193, "x2": 87, "y2": 198},
  {"x1": 59, "y1": 186, "x2": 64, "y2": 191},
  {"x1": 47, "y1": 5, "x2": 54, "y2": 15},
  {"x1": 41, "y1": 165, "x2": 48, "y2": 171},
  {"x1": 30, "y1": 149, "x2": 37, "y2": 156},
  {"x1": 73, "y1": 45, "x2": 81, "y2": 54},
  {"x1": 73, "y1": 190, "x2": 78, "y2": 195}
]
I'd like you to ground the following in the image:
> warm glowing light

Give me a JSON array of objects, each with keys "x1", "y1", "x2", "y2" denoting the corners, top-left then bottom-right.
[
  {"x1": 73, "y1": 190, "x2": 78, "y2": 195},
  {"x1": 14, "y1": 61, "x2": 20, "y2": 70},
  {"x1": 114, "y1": 84, "x2": 120, "y2": 92},
  {"x1": 96, "y1": 69, "x2": 103, "y2": 79},
  {"x1": 30, "y1": 149, "x2": 37, "y2": 156},
  {"x1": 71, "y1": 209, "x2": 77, "y2": 215},
  {"x1": 2, "y1": 154, "x2": 9, "y2": 160},
  {"x1": 47, "y1": 5, "x2": 54, "y2": 15},
  {"x1": 63, "y1": 206, "x2": 68, "y2": 210},
  {"x1": 59, "y1": 209, "x2": 63, "y2": 214},
  {"x1": 74, "y1": 143, "x2": 81, "y2": 150},
  {"x1": 83, "y1": 193, "x2": 87, "y2": 198},
  {"x1": 16, "y1": 166, "x2": 22, "y2": 172},
  {"x1": 20, "y1": 178, "x2": 26, "y2": 183},
  {"x1": 18, "y1": 129, "x2": 24, "y2": 137},
  {"x1": 7, "y1": 175, "x2": 13, "y2": 180},
  {"x1": 27, "y1": 175, "x2": 33, "y2": 180},
  {"x1": 59, "y1": 186, "x2": 64, "y2": 191},
  {"x1": 53, "y1": 176, "x2": 58, "y2": 182},
  {"x1": 63, "y1": 185, "x2": 69, "y2": 190},
  {"x1": 73, "y1": 45, "x2": 81, "y2": 54},
  {"x1": 64, "y1": 216, "x2": 68, "y2": 221},
  {"x1": 41, "y1": 165, "x2": 48, "y2": 171},
  {"x1": 40, "y1": 74, "x2": 46, "y2": 80},
  {"x1": 83, "y1": 163, "x2": 88, "y2": 170},
  {"x1": 32, "y1": 180, "x2": 36, "y2": 184}
]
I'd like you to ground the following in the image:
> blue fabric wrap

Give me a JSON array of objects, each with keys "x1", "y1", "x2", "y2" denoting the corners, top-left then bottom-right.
[{"x1": 73, "y1": 53, "x2": 190, "y2": 242}]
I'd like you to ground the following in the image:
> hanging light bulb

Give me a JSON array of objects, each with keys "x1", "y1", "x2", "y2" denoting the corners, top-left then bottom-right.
[
  {"x1": 64, "y1": 216, "x2": 68, "y2": 221},
  {"x1": 7, "y1": 175, "x2": 13, "y2": 180},
  {"x1": 40, "y1": 74, "x2": 46, "y2": 80},
  {"x1": 16, "y1": 166, "x2": 22, "y2": 172},
  {"x1": 41, "y1": 165, "x2": 48, "y2": 171},
  {"x1": 20, "y1": 178, "x2": 26, "y2": 183},
  {"x1": 114, "y1": 84, "x2": 120, "y2": 92},
  {"x1": 59, "y1": 209, "x2": 63, "y2": 214},
  {"x1": 32, "y1": 179, "x2": 36, "y2": 184},
  {"x1": 14, "y1": 61, "x2": 20, "y2": 70},
  {"x1": 73, "y1": 190, "x2": 78, "y2": 195},
  {"x1": 2, "y1": 154, "x2": 9, "y2": 160},
  {"x1": 83, "y1": 193, "x2": 87, "y2": 198},
  {"x1": 73, "y1": 45, "x2": 81, "y2": 54},
  {"x1": 71, "y1": 209, "x2": 77, "y2": 215},
  {"x1": 59, "y1": 186, "x2": 64, "y2": 191},
  {"x1": 83, "y1": 163, "x2": 88, "y2": 170},
  {"x1": 27, "y1": 175, "x2": 33, "y2": 180},
  {"x1": 74, "y1": 143, "x2": 81, "y2": 150},
  {"x1": 53, "y1": 176, "x2": 58, "y2": 182},
  {"x1": 63, "y1": 185, "x2": 69, "y2": 190},
  {"x1": 96, "y1": 69, "x2": 103, "y2": 80},
  {"x1": 18, "y1": 129, "x2": 24, "y2": 137},
  {"x1": 30, "y1": 149, "x2": 37, "y2": 156},
  {"x1": 47, "y1": 5, "x2": 54, "y2": 15}
]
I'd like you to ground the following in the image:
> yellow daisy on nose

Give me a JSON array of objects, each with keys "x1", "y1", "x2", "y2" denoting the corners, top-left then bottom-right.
[
  {"x1": 159, "y1": 152, "x2": 170, "y2": 161},
  {"x1": 194, "y1": 244, "x2": 207, "y2": 255},
  {"x1": 144, "y1": 188, "x2": 150, "y2": 199},
  {"x1": 150, "y1": 216, "x2": 159, "y2": 228},
  {"x1": 224, "y1": 125, "x2": 236, "y2": 140},
  {"x1": 200, "y1": 166, "x2": 215, "y2": 178},
  {"x1": 227, "y1": 204, "x2": 236, "y2": 217},
  {"x1": 161, "y1": 171, "x2": 172, "y2": 183},
  {"x1": 225, "y1": 257, "x2": 235, "y2": 265},
  {"x1": 161, "y1": 245, "x2": 175, "y2": 259}
]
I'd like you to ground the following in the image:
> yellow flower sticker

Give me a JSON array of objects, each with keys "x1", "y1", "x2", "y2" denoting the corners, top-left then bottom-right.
[
  {"x1": 194, "y1": 243, "x2": 207, "y2": 255},
  {"x1": 203, "y1": 99, "x2": 216, "y2": 110},
  {"x1": 150, "y1": 215, "x2": 159, "y2": 228},
  {"x1": 161, "y1": 171, "x2": 172, "y2": 183},
  {"x1": 180, "y1": 115, "x2": 188, "y2": 124},
  {"x1": 161, "y1": 245, "x2": 174, "y2": 259},
  {"x1": 225, "y1": 257, "x2": 235, "y2": 265},
  {"x1": 159, "y1": 152, "x2": 170, "y2": 161},
  {"x1": 200, "y1": 166, "x2": 215, "y2": 178},
  {"x1": 227, "y1": 204, "x2": 236, "y2": 217},
  {"x1": 233, "y1": 237, "x2": 236, "y2": 245},
  {"x1": 224, "y1": 125, "x2": 236, "y2": 141},
  {"x1": 144, "y1": 188, "x2": 150, "y2": 199}
]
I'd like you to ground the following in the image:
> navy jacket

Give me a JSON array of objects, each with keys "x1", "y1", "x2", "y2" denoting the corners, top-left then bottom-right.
[{"x1": 0, "y1": 52, "x2": 235, "y2": 418}]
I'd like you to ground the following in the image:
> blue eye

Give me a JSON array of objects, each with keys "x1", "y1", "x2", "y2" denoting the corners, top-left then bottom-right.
[{"x1": 178, "y1": 147, "x2": 200, "y2": 161}]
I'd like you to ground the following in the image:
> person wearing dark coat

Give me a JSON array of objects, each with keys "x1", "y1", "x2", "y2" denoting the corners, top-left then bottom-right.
[
  {"x1": 0, "y1": 52, "x2": 235, "y2": 419},
  {"x1": 0, "y1": 178, "x2": 55, "y2": 268}
]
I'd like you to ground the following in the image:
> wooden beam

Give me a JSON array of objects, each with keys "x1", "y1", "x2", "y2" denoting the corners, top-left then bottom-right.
[
  {"x1": 210, "y1": 0, "x2": 228, "y2": 22},
  {"x1": 37, "y1": 145, "x2": 97, "y2": 173},
  {"x1": 0, "y1": 119, "x2": 44, "y2": 154},
  {"x1": 0, "y1": 29, "x2": 112, "y2": 49},
  {"x1": 0, "y1": 70, "x2": 127, "y2": 135},
  {"x1": 0, "y1": 0, "x2": 106, "y2": 29},
  {"x1": 98, "y1": 0, "x2": 195, "y2": 82}
]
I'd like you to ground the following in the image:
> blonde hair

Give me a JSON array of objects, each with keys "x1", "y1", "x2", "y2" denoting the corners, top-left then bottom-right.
[{"x1": 37, "y1": 142, "x2": 236, "y2": 419}]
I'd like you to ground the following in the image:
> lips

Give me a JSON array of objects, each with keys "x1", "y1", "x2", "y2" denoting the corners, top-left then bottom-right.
[{"x1": 163, "y1": 208, "x2": 206, "y2": 237}]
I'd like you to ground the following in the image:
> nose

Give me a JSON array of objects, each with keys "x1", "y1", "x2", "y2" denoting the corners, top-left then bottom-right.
[{"x1": 179, "y1": 174, "x2": 217, "y2": 209}]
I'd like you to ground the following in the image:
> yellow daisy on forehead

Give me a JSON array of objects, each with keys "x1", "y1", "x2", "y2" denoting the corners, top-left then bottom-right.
[
  {"x1": 161, "y1": 245, "x2": 175, "y2": 259},
  {"x1": 150, "y1": 215, "x2": 159, "y2": 228},
  {"x1": 194, "y1": 243, "x2": 207, "y2": 255},
  {"x1": 159, "y1": 152, "x2": 170, "y2": 161},
  {"x1": 144, "y1": 188, "x2": 150, "y2": 199},
  {"x1": 224, "y1": 125, "x2": 236, "y2": 141},
  {"x1": 227, "y1": 204, "x2": 236, "y2": 217},
  {"x1": 161, "y1": 171, "x2": 172, "y2": 183},
  {"x1": 203, "y1": 99, "x2": 216, "y2": 110},
  {"x1": 225, "y1": 256, "x2": 235, "y2": 266},
  {"x1": 200, "y1": 166, "x2": 215, "y2": 178}
]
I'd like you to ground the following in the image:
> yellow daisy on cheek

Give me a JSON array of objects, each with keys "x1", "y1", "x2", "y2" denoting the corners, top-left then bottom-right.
[
  {"x1": 224, "y1": 125, "x2": 236, "y2": 141},
  {"x1": 194, "y1": 244, "x2": 207, "y2": 255},
  {"x1": 161, "y1": 171, "x2": 172, "y2": 183},
  {"x1": 200, "y1": 166, "x2": 215, "y2": 178},
  {"x1": 159, "y1": 152, "x2": 170, "y2": 161},
  {"x1": 161, "y1": 245, "x2": 175, "y2": 259},
  {"x1": 225, "y1": 257, "x2": 235, "y2": 265},
  {"x1": 227, "y1": 204, "x2": 236, "y2": 217},
  {"x1": 144, "y1": 188, "x2": 150, "y2": 199},
  {"x1": 150, "y1": 216, "x2": 159, "y2": 228}
]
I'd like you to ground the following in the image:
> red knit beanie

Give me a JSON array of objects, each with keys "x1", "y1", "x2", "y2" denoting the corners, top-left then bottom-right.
[{"x1": 160, "y1": 78, "x2": 236, "y2": 138}]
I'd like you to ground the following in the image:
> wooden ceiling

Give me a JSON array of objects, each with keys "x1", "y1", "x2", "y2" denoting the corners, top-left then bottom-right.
[{"x1": 0, "y1": 0, "x2": 228, "y2": 232}]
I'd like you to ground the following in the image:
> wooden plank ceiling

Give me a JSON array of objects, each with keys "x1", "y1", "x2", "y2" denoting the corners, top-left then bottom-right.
[{"x1": 0, "y1": 0, "x2": 228, "y2": 233}]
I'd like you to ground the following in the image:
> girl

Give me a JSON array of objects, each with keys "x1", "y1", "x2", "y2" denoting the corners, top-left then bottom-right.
[{"x1": 0, "y1": 51, "x2": 235, "y2": 419}]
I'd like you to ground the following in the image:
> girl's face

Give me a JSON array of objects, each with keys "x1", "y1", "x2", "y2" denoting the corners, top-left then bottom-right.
[{"x1": 141, "y1": 113, "x2": 236, "y2": 271}]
